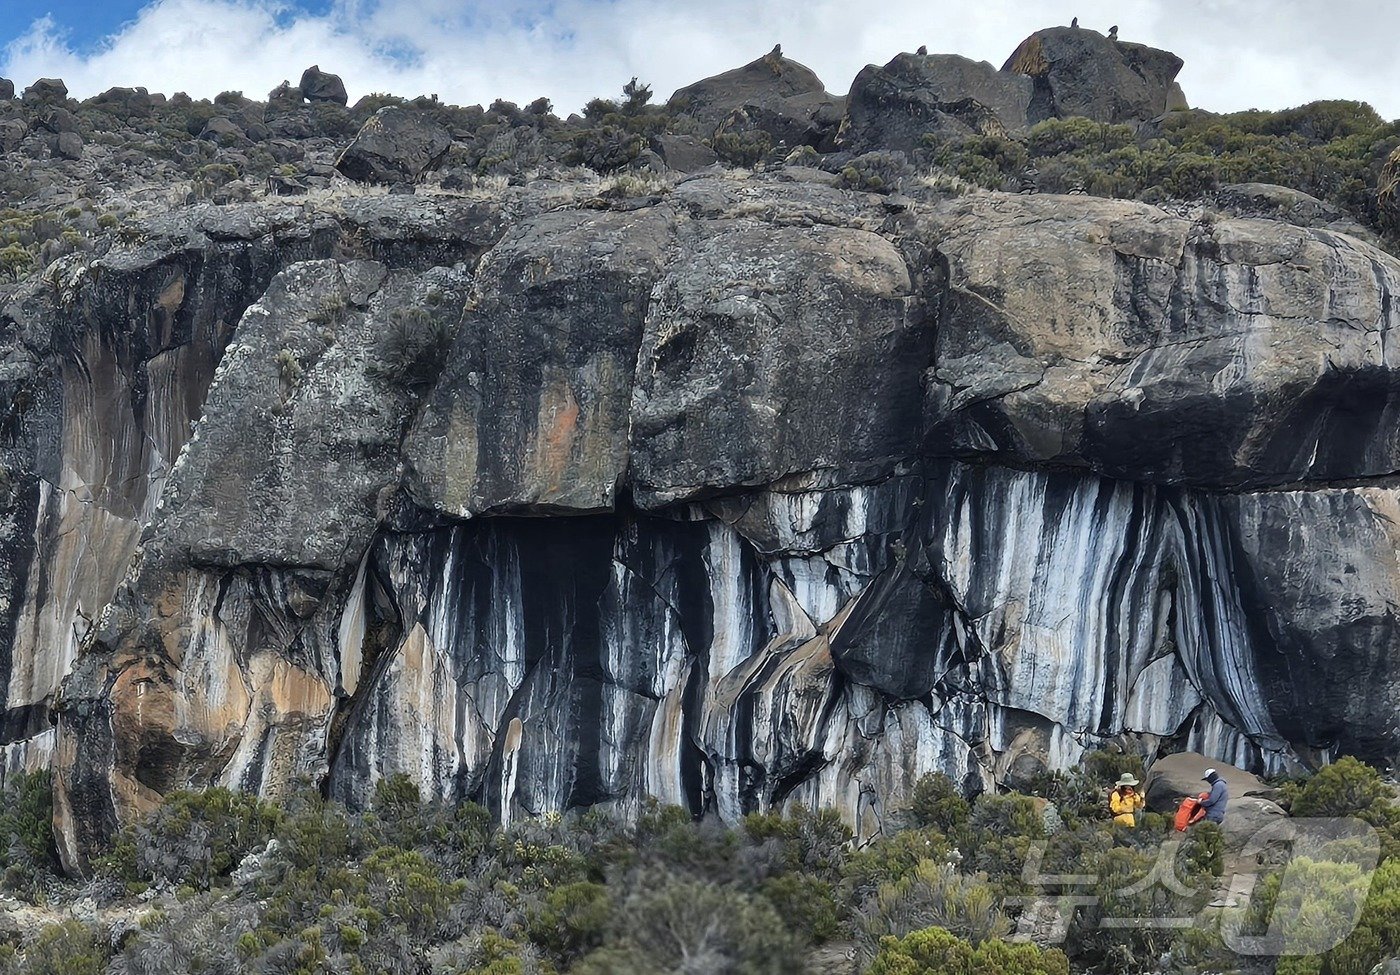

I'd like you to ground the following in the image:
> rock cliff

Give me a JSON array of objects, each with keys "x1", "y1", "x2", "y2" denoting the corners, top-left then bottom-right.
[
  {"x1": 0, "y1": 168, "x2": 1395, "y2": 871},
  {"x1": 2, "y1": 27, "x2": 1399, "y2": 875}
]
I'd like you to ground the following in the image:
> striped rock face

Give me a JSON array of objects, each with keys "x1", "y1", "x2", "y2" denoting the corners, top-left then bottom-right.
[{"x1": 4, "y1": 178, "x2": 1398, "y2": 871}]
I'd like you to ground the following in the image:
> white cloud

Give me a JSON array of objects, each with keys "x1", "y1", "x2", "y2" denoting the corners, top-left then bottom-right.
[{"x1": 3, "y1": 0, "x2": 1399, "y2": 119}]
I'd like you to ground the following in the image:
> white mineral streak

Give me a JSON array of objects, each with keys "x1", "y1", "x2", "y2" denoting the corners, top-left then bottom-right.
[
  {"x1": 335, "y1": 555, "x2": 369, "y2": 697},
  {"x1": 0, "y1": 729, "x2": 56, "y2": 788},
  {"x1": 645, "y1": 665, "x2": 691, "y2": 807},
  {"x1": 297, "y1": 459, "x2": 1307, "y2": 833},
  {"x1": 929, "y1": 462, "x2": 1286, "y2": 769}
]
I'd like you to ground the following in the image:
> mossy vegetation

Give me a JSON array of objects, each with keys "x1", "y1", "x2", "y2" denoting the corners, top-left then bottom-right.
[{"x1": 926, "y1": 101, "x2": 1400, "y2": 244}]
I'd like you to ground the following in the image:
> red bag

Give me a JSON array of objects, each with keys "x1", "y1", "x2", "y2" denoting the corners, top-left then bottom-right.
[{"x1": 1174, "y1": 796, "x2": 1205, "y2": 831}]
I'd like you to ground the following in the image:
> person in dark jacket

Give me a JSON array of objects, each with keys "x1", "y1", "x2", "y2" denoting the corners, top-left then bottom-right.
[{"x1": 1199, "y1": 768, "x2": 1229, "y2": 824}]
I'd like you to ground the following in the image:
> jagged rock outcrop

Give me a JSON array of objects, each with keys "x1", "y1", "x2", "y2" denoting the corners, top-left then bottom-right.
[
  {"x1": 840, "y1": 27, "x2": 1186, "y2": 155},
  {"x1": 652, "y1": 135, "x2": 718, "y2": 173},
  {"x1": 668, "y1": 47, "x2": 842, "y2": 150},
  {"x1": 630, "y1": 220, "x2": 928, "y2": 506},
  {"x1": 840, "y1": 54, "x2": 1032, "y2": 153},
  {"x1": 334, "y1": 107, "x2": 452, "y2": 184},
  {"x1": 21, "y1": 78, "x2": 68, "y2": 106},
  {"x1": 1003, "y1": 26, "x2": 1183, "y2": 124},
  {"x1": 1215, "y1": 183, "x2": 1377, "y2": 244},
  {"x1": 3, "y1": 170, "x2": 1398, "y2": 869},
  {"x1": 298, "y1": 65, "x2": 348, "y2": 106}
]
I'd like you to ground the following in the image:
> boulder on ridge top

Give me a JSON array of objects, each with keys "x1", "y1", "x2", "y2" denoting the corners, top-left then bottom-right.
[
  {"x1": 1003, "y1": 25, "x2": 1183, "y2": 124},
  {"x1": 668, "y1": 45, "x2": 841, "y2": 149},
  {"x1": 335, "y1": 106, "x2": 452, "y2": 184},
  {"x1": 86, "y1": 86, "x2": 154, "y2": 115},
  {"x1": 299, "y1": 65, "x2": 348, "y2": 106},
  {"x1": 22, "y1": 77, "x2": 68, "y2": 106},
  {"x1": 840, "y1": 52, "x2": 1033, "y2": 153}
]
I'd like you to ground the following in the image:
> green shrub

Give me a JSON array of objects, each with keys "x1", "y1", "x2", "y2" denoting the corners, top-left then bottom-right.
[
  {"x1": 611, "y1": 876, "x2": 804, "y2": 974},
  {"x1": 0, "y1": 771, "x2": 57, "y2": 894},
  {"x1": 760, "y1": 872, "x2": 842, "y2": 942},
  {"x1": 101, "y1": 787, "x2": 282, "y2": 890},
  {"x1": 1080, "y1": 749, "x2": 1146, "y2": 787},
  {"x1": 868, "y1": 926, "x2": 1069, "y2": 975},
  {"x1": 1027, "y1": 117, "x2": 1138, "y2": 156},
  {"x1": 742, "y1": 805, "x2": 851, "y2": 879},
  {"x1": 955, "y1": 792, "x2": 1047, "y2": 888},
  {"x1": 1283, "y1": 757, "x2": 1400, "y2": 863},
  {"x1": 193, "y1": 162, "x2": 238, "y2": 187},
  {"x1": 0, "y1": 243, "x2": 33, "y2": 281},
  {"x1": 904, "y1": 773, "x2": 972, "y2": 833},
  {"x1": 839, "y1": 150, "x2": 914, "y2": 192},
  {"x1": 928, "y1": 135, "x2": 1029, "y2": 190},
  {"x1": 1250, "y1": 856, "x2": 1400, "y2": 975},
  {"x1": 566, "y1": 77, "x2": 672, "y2": 172},
  {"x1": 368, "y1": 306, "x2": 452, "y2": 388},
  {"x1": 858, "y1": 859, "x2": 1010, "y2": 955},
  {"x1": 527, "y1": 881, "x2": 612, "y2": 962},
  {"x1": 1286, "y1": 757, "x2": 1396, "y2": 819},
  {"x1": 360, "y1": 845, "x2": 461, "y2": 935},
  {"x1": 19, "y1": 921, "x2": 109, "y2": 975},
  {"x1": 710, "y1": 128, "x2": 773, "y2": 168}
]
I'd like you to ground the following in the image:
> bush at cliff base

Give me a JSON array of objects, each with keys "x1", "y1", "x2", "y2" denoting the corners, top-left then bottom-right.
[{"x1": 867, "y1": 926, "x2": 1069, "y2": 975}]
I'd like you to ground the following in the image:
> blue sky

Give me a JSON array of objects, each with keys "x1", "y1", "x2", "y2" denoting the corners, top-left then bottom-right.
[
  {"x1": 1, "y1": 0, "x2": 336, "y2": 55},
  {"x1": 3, "y1": 0, "x2": 144, "y2": 52},
  {"x1": 3, "y1": 0, "x2": 1399, "y2": 118}
]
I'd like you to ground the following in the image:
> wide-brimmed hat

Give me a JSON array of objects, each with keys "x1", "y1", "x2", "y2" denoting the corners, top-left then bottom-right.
[{"x1": 1116, "y1": 773, "x2": 1140, "y2": 787}]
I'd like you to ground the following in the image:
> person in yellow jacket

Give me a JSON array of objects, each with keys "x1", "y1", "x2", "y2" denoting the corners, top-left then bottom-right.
[{"x1": 1109, "y1": 773, "x2": 1146, "y2": 826}]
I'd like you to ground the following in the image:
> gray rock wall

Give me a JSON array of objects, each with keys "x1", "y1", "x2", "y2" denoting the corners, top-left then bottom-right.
[{"x1": 2, "y1": 176, "x2": 1397, "y2": 870}]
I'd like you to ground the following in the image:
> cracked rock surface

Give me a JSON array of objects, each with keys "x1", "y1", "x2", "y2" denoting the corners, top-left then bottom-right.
[{"x1": 2, "y1": 171, "x2": 1399, "y2": 870}]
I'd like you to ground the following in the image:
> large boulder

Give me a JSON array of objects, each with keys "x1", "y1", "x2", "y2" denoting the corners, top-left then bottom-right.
[
  {"x1": 335, "y1": 107, "x2": 452, "y2": 184},
  {"x1": 920, "y1": 193, "x2": 1400, "y2": 490},
  {"x1": 1145, "y1": 752, "x2": 1275, "y2": 810},
  {"x1": 1003, "y1": 26, "x2": 1183, "y2": 124},
  {"x1": 144, "y1": 259, "x2": 469, "y2": 569},
  {"x1": 0, "y1": 119, "x2": 27, "y2": 153},
  {"x1": 629, "y1": 219, "x2": 932, "y2": 506},
  {"x1": 668, "y1": 46, "x2": 841, "y2": 149},
  {"x1": 298, "y1": 65, "x2": 348, "y2": 106},
  {"x1": 198, "y1": 115, "x2": 248, "y2": 146},
  {"x1": 1215, "y1": 182, "x2": 1376, "y2": 243},
  {"x1": 85, "y1": 86, "x2": 154, "y2": 116},
  {"x1": 0, "y1": 78, "x2": 14, "y2": 101},
  {"x1": 22, "y1": 77, "x2": 68, "y2": 106},
  {"x1": 652, "y1": 135, "x2": 718, "y2": 173},
  {"x1": 405, "y1": 208, "x2": 676, "y2": 516},
  {"x1": 35, "y1": 108, "x2": 80, "y2": 134},
  {"x1": 54, "y1": 131, "x2": 83, "y2": 160},
  {"x1": 841, "y1": 53, "x2": 1033, "y2": 153},
  {"x1": 1146, "y1": 753, "x2": 1288, "y2": 844}
]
